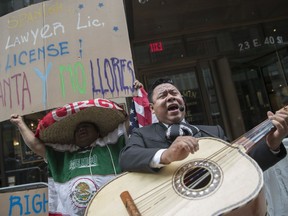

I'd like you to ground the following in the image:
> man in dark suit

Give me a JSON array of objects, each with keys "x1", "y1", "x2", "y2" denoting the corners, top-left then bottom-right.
[{"x1": 120, "y1": 78, "x2": 288, "y2": 173}]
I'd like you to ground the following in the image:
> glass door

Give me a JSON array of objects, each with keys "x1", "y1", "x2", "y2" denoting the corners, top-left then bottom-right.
[
  {"x1": 231, "y1": 67, "x2": 270, "y2": 130},
  {"x1": 231, "y1": 48, "x2": 288, "y2": 130},
  {"x1": 262, "y1": 50, "x2": 288, "y2": 111}
]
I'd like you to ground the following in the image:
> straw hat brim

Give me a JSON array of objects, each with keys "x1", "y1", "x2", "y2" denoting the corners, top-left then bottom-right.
[{"x1": 36, "y1": 100, "x2": 127, "y2": 144}]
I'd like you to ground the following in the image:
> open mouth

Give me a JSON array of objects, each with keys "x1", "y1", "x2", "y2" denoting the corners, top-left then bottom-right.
[
  {"x1": 78, "y1": 131, "x2": 88, "y2": 137},
  {"x1": 168, "y1": 104, "x2": 179, "y2": 111}
]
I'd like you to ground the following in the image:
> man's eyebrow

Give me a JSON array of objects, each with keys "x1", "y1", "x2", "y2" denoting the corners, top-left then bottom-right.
[{"x1": 157, "y1": 89, "x2": 168, "y2": 95}]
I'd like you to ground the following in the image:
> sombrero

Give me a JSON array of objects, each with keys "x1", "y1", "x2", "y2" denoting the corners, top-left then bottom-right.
[{"x1": 35, "y1": 98, "x2": 127, "y2": 144}]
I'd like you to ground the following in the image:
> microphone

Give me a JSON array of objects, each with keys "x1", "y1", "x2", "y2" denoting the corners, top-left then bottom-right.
[{"x1": 179, "y1": 105, "x2": 185, "y2": 112}]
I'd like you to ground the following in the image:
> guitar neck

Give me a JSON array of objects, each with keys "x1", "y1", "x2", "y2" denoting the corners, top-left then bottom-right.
[{"x1": 232, "y1": 119, "x2": 274, "y2": 152}]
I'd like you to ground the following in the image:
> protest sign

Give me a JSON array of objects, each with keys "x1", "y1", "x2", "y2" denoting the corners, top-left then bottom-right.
[{"x1": 0, "y1": 0, "x2": 135, "y2": 121}]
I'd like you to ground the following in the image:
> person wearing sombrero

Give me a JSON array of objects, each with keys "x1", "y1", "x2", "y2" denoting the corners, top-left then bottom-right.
[
  {"x1": 11, "y1": 98, "x2": 127, "y2": 215},
  {"x1": 10, "y1": 82, "x2": 143, "y2": 216}
]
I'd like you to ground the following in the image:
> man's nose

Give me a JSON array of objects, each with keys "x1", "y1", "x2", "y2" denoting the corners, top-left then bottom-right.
[
  {"x1": 167, "y1": 95, "x2": 176, "y2": 102},
  {"x1": 77, "y1": 127, "x2": 86, "y2": 133}
]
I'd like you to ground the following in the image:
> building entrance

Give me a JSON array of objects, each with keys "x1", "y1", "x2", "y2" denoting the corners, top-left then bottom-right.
[{"x1": 231, "y1": 48, "x2": 288, "y2": 131}]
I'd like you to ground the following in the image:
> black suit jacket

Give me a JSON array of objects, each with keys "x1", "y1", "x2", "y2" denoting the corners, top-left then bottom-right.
[{"x1": 119, "y1": 123, "x2": 286, "y2": 173}]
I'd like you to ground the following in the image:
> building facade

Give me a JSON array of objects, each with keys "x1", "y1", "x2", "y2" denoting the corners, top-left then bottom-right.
[{"x1": 133, "y1": 19, "x2": 288, "y2": 139}]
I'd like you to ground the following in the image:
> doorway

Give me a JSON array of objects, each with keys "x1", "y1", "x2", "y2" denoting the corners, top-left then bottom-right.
[{"x1": 231, "y1": 48, "x2": 288, "y2": 131}]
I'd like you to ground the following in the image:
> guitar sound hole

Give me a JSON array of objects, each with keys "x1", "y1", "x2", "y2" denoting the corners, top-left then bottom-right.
[
  {"x1": 183, "y1": 167, "x2": 211, "y2": 190},
  {"x1": 173, "y1": 159, "x2": 222, "y2": 199}
]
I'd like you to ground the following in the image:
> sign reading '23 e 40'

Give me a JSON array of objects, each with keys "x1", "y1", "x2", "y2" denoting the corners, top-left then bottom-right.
[{"x1": 238, "y1": 36, "x2": 284, "y2": 52}]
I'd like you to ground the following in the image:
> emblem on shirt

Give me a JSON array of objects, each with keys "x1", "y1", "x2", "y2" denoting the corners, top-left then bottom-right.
[{"x1": 71, "y1": 178, "x2": 98, "y2": 208}]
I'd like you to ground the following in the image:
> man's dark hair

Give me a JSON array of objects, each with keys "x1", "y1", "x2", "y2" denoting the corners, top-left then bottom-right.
[{"x1": 148, "y1": 78, "x2": 174, "y2": 102}]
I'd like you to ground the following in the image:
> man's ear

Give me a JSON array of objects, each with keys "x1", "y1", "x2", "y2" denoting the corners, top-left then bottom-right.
[{"x1": 149, "y1": 103, "x2": 155, "y2": 113}]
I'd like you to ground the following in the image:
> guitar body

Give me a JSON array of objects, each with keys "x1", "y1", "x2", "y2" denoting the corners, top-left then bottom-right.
[{"x1": 85, "y1": 137, "x2": 266, "y2": 216}]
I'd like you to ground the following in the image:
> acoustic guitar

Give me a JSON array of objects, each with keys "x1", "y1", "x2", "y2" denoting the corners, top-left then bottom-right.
[{"x1": 85, "y1": 118, "x2": 276, "y2": 216}]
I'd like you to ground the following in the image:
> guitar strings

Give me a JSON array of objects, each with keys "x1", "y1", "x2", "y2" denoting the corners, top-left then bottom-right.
[
  {"x1": 131, "y1": 121, "x2": 274, "y2": 214},
  {"x1": 232, "y1": 119, "x2": 273, "y2": 151},
  {"x1": 133, "y1": 143, "x2": 240, "y2": 214}
]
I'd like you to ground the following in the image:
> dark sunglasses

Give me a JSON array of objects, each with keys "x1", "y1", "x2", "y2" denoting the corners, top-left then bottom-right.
[{"x1": 150, "y1": 78, "x2": 173, "y2": 91}]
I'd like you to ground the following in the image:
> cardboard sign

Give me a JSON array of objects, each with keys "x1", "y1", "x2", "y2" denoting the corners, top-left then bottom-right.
[
  {"x1": 0, "y1": 0, "x2": 135, "y2": 121},
  {"x1": 0, "y1": 183, "x2": 48, "y2": 216}
]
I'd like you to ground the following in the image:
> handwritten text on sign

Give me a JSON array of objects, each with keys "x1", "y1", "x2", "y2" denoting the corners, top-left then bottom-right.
[
  {"x1": 0, "y1": 185, "x2": 48, "y2": 216},
  {"x1": 0, "y1": 0, "x2": 135, "y2": 121}
]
